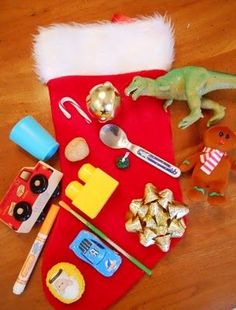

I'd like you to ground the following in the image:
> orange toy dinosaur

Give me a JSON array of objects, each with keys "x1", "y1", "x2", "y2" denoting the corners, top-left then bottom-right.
[{"x1": 179, "y1": 126, "x2": 236, "y2": 205}]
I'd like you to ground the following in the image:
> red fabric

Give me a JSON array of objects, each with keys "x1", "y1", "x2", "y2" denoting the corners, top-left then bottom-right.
[
  {"x1": 111, "y1": 14, "x2": 134, "y2": 23},
  {"x1": 41, "y1": 70, "x2": 183, "y2": 309}
]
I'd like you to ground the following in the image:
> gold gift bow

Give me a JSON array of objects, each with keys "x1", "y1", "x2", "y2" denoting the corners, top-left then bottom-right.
[{"x1": 125, "y1": 183, "x2": 189, "y2": 252}]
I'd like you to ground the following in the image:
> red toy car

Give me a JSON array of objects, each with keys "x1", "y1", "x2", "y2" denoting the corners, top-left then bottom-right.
[{"x1": 0, "y1": 161, "x2": 63, "y2": 233}]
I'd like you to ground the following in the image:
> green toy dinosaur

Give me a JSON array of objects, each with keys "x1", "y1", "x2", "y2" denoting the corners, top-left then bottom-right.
[{"x1": 125, "y1": 66, "x2": 236, "y2": 129}]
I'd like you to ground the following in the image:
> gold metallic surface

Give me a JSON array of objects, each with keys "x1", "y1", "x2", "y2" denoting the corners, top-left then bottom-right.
[
  {"x1": 86, "y1": 81, "x2": 121, "y2": 122},
  {"x1": 129, "y1": 199, "x2": 143, "y2": 216},
  {"x1": 155, "y1": 234, "x2": 171, "y2": 252},
  {"x1": 158, "y1": 189, "x2": 173, "y2": 209},
  {"x1": 168, "y1": 204, "x2": 189, "y2": 220},
  {"x1": 144, "y1": 183, "x2": 159, "y2": 204},
  {"x1": 125, "y1": 183, "x2": 189, "y2": 252},
  {"x1": 125, "y1": 217, "x2": 142, "y2": 232},
  {"x1": 140, "y1": 228, "x2": 156, "y2": 247}
]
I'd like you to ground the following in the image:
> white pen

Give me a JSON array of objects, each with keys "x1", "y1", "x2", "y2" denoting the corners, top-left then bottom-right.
[{"x1": 13, "y1": 204, "x2": 60, "y2": 295}]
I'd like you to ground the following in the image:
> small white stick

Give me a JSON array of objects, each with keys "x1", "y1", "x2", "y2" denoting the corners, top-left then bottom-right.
[{"x1": 121, "y1": 152, "x2": 130, "y2": 162}]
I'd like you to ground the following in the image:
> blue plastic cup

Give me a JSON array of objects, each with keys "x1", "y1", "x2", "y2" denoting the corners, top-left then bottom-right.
[{"x1": 9, "y1": 115, "x2": 59, "y2": 161}]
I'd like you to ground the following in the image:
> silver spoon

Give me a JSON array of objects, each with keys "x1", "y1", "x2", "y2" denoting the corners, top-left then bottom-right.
[{"x1": 99, "y1": 124, "x2": 181, "y2": 178}]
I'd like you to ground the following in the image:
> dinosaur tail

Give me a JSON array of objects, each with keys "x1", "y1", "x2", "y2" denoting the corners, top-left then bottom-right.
[{"x1": 206, "y1": 71, "x2": 236, "y2": 92}]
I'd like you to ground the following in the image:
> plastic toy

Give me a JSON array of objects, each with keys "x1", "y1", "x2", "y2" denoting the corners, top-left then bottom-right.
[
  {"x1": 9, "y1": 115, "x2": 59, "y2": 161},
  {"x1": 65, "y1": 163, "x2": 119, "y2": 218},
  {"x1": 13, "y1": 204, "x2": 60, "y2": 295},
  {"x1": 179, "y1": 126, "x2": 236, "y2": 205},
  {"x1": 59, "y1": 201, "x2": 152, "y2": 276},
  {"x1": 0, "y1": 161, "x2": 63, "y2": 233},
  {"x1": 125, "y1": 66, "x2": 236, "y2": 129},
  {"x1": 46, "y1": 262, "x2": 85, "y2": 304},
  {"x1": 70, "y1": 230, "x2": 122, "y2": 277}
]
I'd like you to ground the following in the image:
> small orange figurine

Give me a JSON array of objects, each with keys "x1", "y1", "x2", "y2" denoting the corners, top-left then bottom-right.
[{"x1": 179, "y1": 126, "x2": 236, "y2": 205}]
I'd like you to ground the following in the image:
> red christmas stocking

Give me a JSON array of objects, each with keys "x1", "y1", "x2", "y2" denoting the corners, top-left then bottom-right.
[{"x1": 33, "y1": 14, "x2": 183, "y2": 309}]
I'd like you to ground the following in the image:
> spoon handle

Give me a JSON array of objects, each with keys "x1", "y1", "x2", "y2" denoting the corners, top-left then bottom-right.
[{"x1": 129, "y1": 144, "x2": 181, "y2": 178}]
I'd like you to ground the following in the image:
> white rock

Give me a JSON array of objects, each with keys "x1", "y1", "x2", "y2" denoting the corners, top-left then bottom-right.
[{"x1": 65, "y1": 137, "x2": 89, "y2": 162}]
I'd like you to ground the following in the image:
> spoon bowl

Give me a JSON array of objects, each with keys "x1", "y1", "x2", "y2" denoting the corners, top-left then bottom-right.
[{"x1": 99, "y1": 124, "x2": 130, "y2": 149}]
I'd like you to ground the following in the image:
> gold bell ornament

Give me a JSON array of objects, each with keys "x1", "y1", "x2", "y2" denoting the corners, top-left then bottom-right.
[{"x1": 86, "y1": 82, "x2": 121, "y2": 122}]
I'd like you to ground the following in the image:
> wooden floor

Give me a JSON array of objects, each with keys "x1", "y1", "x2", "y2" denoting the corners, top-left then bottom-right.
[{"x1": 0, "y1": 1, "x2": 236, "y2": 309}]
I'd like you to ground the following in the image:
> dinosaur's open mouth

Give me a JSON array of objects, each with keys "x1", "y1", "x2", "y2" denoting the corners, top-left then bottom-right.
[{"x1": 126, "y1": 87, "x2": 138, "y2": 96}]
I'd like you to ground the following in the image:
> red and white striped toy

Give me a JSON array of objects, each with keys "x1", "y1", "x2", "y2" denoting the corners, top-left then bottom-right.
[{"x1": 200, "y1": 147, "x2": 226, "y2": 175}]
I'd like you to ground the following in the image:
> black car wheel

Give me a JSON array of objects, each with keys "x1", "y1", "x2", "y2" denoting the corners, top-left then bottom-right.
[
  {"x1": 30, "y1": 174, "x2": 48, "y2": 194},
  {"x1": 13, "y1": 201, "x2": 32, "y2": 222}
]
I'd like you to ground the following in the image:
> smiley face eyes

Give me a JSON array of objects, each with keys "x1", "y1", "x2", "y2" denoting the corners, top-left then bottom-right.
[{"x1": 218, "y1": 131, "x2": 230, "y2": 139}]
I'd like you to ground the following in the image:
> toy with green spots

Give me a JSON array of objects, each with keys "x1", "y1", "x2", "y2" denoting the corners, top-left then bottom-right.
[
  {"x1": 125, "y1": 66, "x2": 236, "y2": 129},
  {"x1": 179, "y1": 126, "x2": 236, "y2": 205}
]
